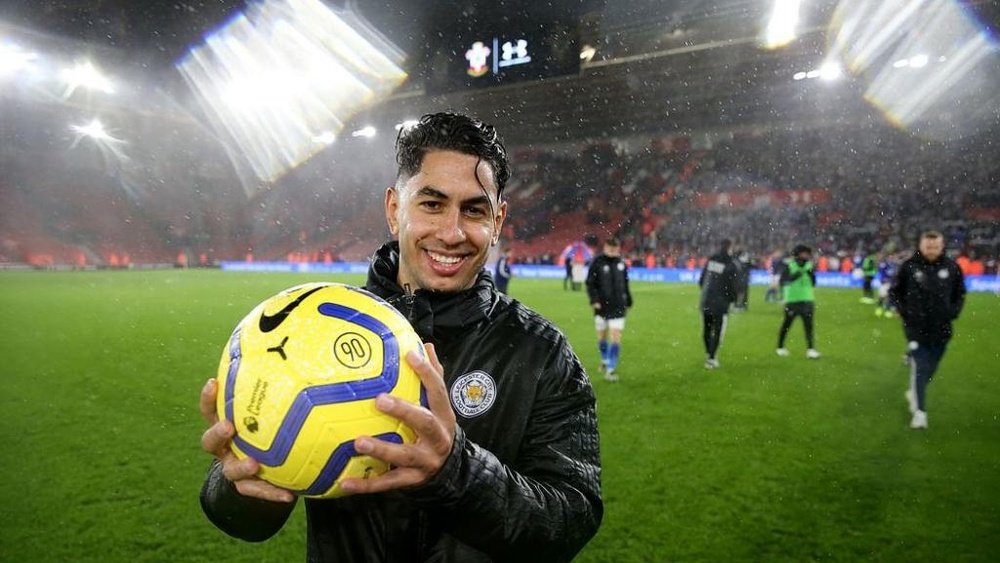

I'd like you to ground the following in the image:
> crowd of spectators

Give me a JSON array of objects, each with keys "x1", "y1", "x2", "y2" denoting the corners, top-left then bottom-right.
[{"x1": 3, "y1": 122, "x2": 998, "y2": 274}]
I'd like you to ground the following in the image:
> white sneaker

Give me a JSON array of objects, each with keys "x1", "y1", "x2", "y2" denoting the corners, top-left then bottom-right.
[
  {"x1": 704, "y1": 358, "x2": 719, "y2": 369},
  {"x1": 905, "y1": 389, "x2": 917, "y2": 414},
  {"x1": 776, "y1": 348, "x2": 790, "y2": 357},
  {"x1": 910, "y1": 410, "x2": 928, "y2": 429},
  {"x1": 604, "y1": 371, "x2": 619, "y2": 382},
  {"x1": 806, "y1": 349, "x2": 821, "y2": 359}
]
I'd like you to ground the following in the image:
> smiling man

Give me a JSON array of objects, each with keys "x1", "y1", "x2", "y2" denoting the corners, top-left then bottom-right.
[
  {"x1": 387, "y1": 146, "x2": 506, "y2": 294},
  {"x1": 200, "y1": 112, "x2": 603, "y2": 562}
]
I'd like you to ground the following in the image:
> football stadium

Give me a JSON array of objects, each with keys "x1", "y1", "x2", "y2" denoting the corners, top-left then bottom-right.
[{"x1": 1, "y1": 0, "x2": 999, "y2": 561}]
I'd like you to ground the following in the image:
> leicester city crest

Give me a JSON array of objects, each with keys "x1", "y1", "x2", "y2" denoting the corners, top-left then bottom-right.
[{"x1": 450, "y1": 371, "x2": 497, "y2": 418}]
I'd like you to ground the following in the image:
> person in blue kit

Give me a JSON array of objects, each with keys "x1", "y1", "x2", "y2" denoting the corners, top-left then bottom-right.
[
  {"x1": 586, "y1": 237, "x2": 632, "y2": 381},
  {"x1": 890, "y1": 230, "x2": 965, "y2": 429},
  {"x1": 493, "y1": 246, "x2": 512, "y2": 294}
]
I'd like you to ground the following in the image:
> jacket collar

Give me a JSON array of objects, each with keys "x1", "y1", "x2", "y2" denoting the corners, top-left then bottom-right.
[{"x1": 365, "y1": 241, "x2": 498, "y2": 342}]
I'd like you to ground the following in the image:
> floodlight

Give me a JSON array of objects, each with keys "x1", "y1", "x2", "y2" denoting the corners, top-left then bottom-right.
[
  {"x1": 351, "y1": 126, "x2": 376, "y2": 138},
  {"x1": 61, "y1": 61, "x2": 114, "y2": 95}
]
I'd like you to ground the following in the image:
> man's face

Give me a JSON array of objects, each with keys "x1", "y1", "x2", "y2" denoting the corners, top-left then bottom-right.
[
  {"x1": 604, "y1": 243, "x2": 621, "y2": 257},
  {"x1": 386, "y1": 149, "x2": 507, "y2": 293},
  {"x1": 919, "y1": 237, "x2": 944, "y2": 262}
]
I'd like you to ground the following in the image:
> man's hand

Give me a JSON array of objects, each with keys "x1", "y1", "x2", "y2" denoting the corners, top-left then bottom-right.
[
  {"x1": 339, "y1": 343, "x2": 457, "y2": 494},
  {"x1": 199, "y1": 378, "x2": 295, "y2": 503},
  {"x1": 592, "y1": 302, "x2": 601, "y2": 311}
]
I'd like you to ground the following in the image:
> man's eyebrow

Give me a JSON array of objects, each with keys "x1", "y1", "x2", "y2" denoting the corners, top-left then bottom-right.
[
  {"x1": 415, "y1": 186, "x2": 492, "y2": 206},
  {"x1": 416, "y1": 186, "x2": 448, "y2": 199}
]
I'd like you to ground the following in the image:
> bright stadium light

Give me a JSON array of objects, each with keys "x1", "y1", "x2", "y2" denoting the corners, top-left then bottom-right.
[
  {"x1": 71, "y1": 118, "x2": 112, "y2": 140},
  {"x1": 793, "y1": 71, "x2": 807, "y2": 80},
  {"x1": 178, "y1": 0, "x2": 407, "y2": 192},
  {"x1": 69, "y1": 118, "x2": 128, "y2": 164},
  {"x1": 829, "y1": 0, "x2": 1000, "y2": 139},
  {"x1": 579, "y1": 44, "x2": 596, "y2": 62},
  {"x1": 60, "y1": 61, "x2": 114, "y2": 96},
  {"x1": 312, "y1": 131, "x2": 336, "y2": 144},
  {"x1": 819, "y1": 61, "x2": 842, "y2": 81},
  {"x1": 0, "y1": 43, "x2": 38, "y2": 76},
  {"x1": 763, "y1": 0, "x2": 801, "y2": 49},
  {"x1": 351, "y1": 125, "x2": 376, "y2": 138}
]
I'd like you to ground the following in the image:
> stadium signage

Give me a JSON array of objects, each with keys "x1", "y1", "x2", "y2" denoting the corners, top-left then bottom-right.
[{"x1": 218, "y1": 262, "x2": 998, "y2": 292}]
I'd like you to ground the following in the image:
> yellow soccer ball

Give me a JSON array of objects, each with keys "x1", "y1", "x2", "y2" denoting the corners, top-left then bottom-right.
[{"x1": 216, "y1": 282, "x2": 425, "y2": 498}]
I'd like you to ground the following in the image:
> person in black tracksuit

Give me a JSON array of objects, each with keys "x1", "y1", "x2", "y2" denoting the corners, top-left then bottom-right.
[
  {"x1": 586, "y1": 237, "x2": 632, "y2": 381},
  {"x1": 199, "y1": 113, "x2": 602, "y2": 562},
  {"x1": 699, "y1": 239, "x2": 739, "y2": 369},
  {"x1": 889, "y1": 230, "x2": 965, "y2": 429}
]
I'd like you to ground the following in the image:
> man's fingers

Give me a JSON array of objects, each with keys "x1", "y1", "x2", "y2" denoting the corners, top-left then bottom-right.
[
  {"x1": 199, "y1": 378, "x2": 220, "y2": 425},
  {"x1": 340, "y1": 467, "x2": 424, "y2": 495},
  {"x1": 201, "y1": 419, "x2": 234, "y2": 457},
  {"x1": 234, "y1": 478, "x2": 296, "y2": 503},
  {"x1": 222, "y1": 455, "x2": 261, "y2": 482},
  {"x1": 406, "y1": 346, "x2": 453, "y2": 423}
]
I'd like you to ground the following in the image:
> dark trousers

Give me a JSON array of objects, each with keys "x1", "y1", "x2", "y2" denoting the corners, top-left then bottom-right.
[
  {"x1": 778, "y1": 301, "x2": 815, "y2": 349},
  {"x1": 863, "y1": 276, "x2": 874, "y2": 298},
  {"x1": 702, "y1": 309, "x2": 728, "y2": 359},
  {"x1": 910, "y1": 342, "x2": 948, "y2": 412}
]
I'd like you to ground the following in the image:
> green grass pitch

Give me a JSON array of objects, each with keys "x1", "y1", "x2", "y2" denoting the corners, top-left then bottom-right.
[{"x1": 0, "y1": 270, "x2": 997, "y2": 562}]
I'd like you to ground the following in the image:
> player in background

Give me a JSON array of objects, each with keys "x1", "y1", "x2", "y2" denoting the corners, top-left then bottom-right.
[
  {"x1": 764, "y1": 249, "x2": 784, "y2": 303},
  {"x1": 733, "y1": 245, "x2": 752, "y2": 311},
  {"x1": 889, "y1": 230, "x2": 965, "y2": 429},
  {"x1": 494, "y1": 246, "x2": 512, "y2": 294},
  {"x1": 199, "y1": 112, "x2": 602, "y2": 561},
  {"x1": 586, "y1": 237, "x2": 632, "y2": 382},
  {"x1": 776, "y1": 244, "x2": 822, "y2": 359},
  {"x1": 860, "y1": 250, "x2": 879, "y2": 304},
  {"x1": 699, "y1": 239, "x2": 739, "y2": 369},
  {"x1": 875, "y1": 252, "x2": 899, "y2": 318}
]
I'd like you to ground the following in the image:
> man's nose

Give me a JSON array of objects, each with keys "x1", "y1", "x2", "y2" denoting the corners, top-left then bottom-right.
[{"x1": 436, "y1": 208, "x2": 467, "y2": 245}]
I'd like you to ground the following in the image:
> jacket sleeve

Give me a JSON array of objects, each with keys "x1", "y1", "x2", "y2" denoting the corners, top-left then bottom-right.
[
  {"x1": 200, "y1": 460, "x2": 296, "y2": 542},
  {"x1": 404, "y1": 339, "x2": 602, "y2": 561}
]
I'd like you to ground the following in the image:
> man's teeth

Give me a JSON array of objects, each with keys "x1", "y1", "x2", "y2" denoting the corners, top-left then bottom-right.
[{"x1": 429, "y1": 251, "x2": 461, "y2": 265}]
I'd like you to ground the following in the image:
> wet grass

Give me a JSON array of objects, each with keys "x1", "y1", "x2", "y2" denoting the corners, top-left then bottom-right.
[{"x1": 0, "y1": 270, "x2": 997, "y2": 561}]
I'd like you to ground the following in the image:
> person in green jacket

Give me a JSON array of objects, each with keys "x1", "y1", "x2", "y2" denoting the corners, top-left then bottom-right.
[
  {"x1": 860, "y1": 250, "x2": 879, "y2": 304},
  {"x1": 776, "y1": 244, "x2": 821, "y2": 359}
]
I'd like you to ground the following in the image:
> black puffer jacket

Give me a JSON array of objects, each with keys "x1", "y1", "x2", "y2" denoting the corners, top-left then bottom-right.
[
  {"x1": 889, "y1": 251, "x2": 966, "y2": 345},
  {"x1": 201, "y1": 241, "x2": 603, "y2": 562},
  {"x1": 698, "y1": 251, "x2": 738, "y2": 311},
  {"x1": 585, "y1": 255, "x2": 632, "y2": 319}
]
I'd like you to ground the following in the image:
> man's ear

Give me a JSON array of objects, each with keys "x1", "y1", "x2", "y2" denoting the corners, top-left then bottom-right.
[
  {"x1": 385, "y1": 187, "x2": 399, "y2": 236},
  {"x1": 492, "y1": 200, "x2": 508, "y2": 246}
]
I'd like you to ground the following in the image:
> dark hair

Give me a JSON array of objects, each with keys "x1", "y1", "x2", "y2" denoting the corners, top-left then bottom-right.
[
  {"x1": 395, "y1": 112, "x2": 511, "y2": 199},
  {"x1": 605, "y1": 237, "x2": 621, "y2": 247},
  {"x1": 793, "y1": 244, "x2": 812, "y2": 255},
  {"x1": 921, "y1": 230, "x2": 943, "y2": 240},
  {"x1": 720, "y1": 238, "x2": 732, "y2": 253}
]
